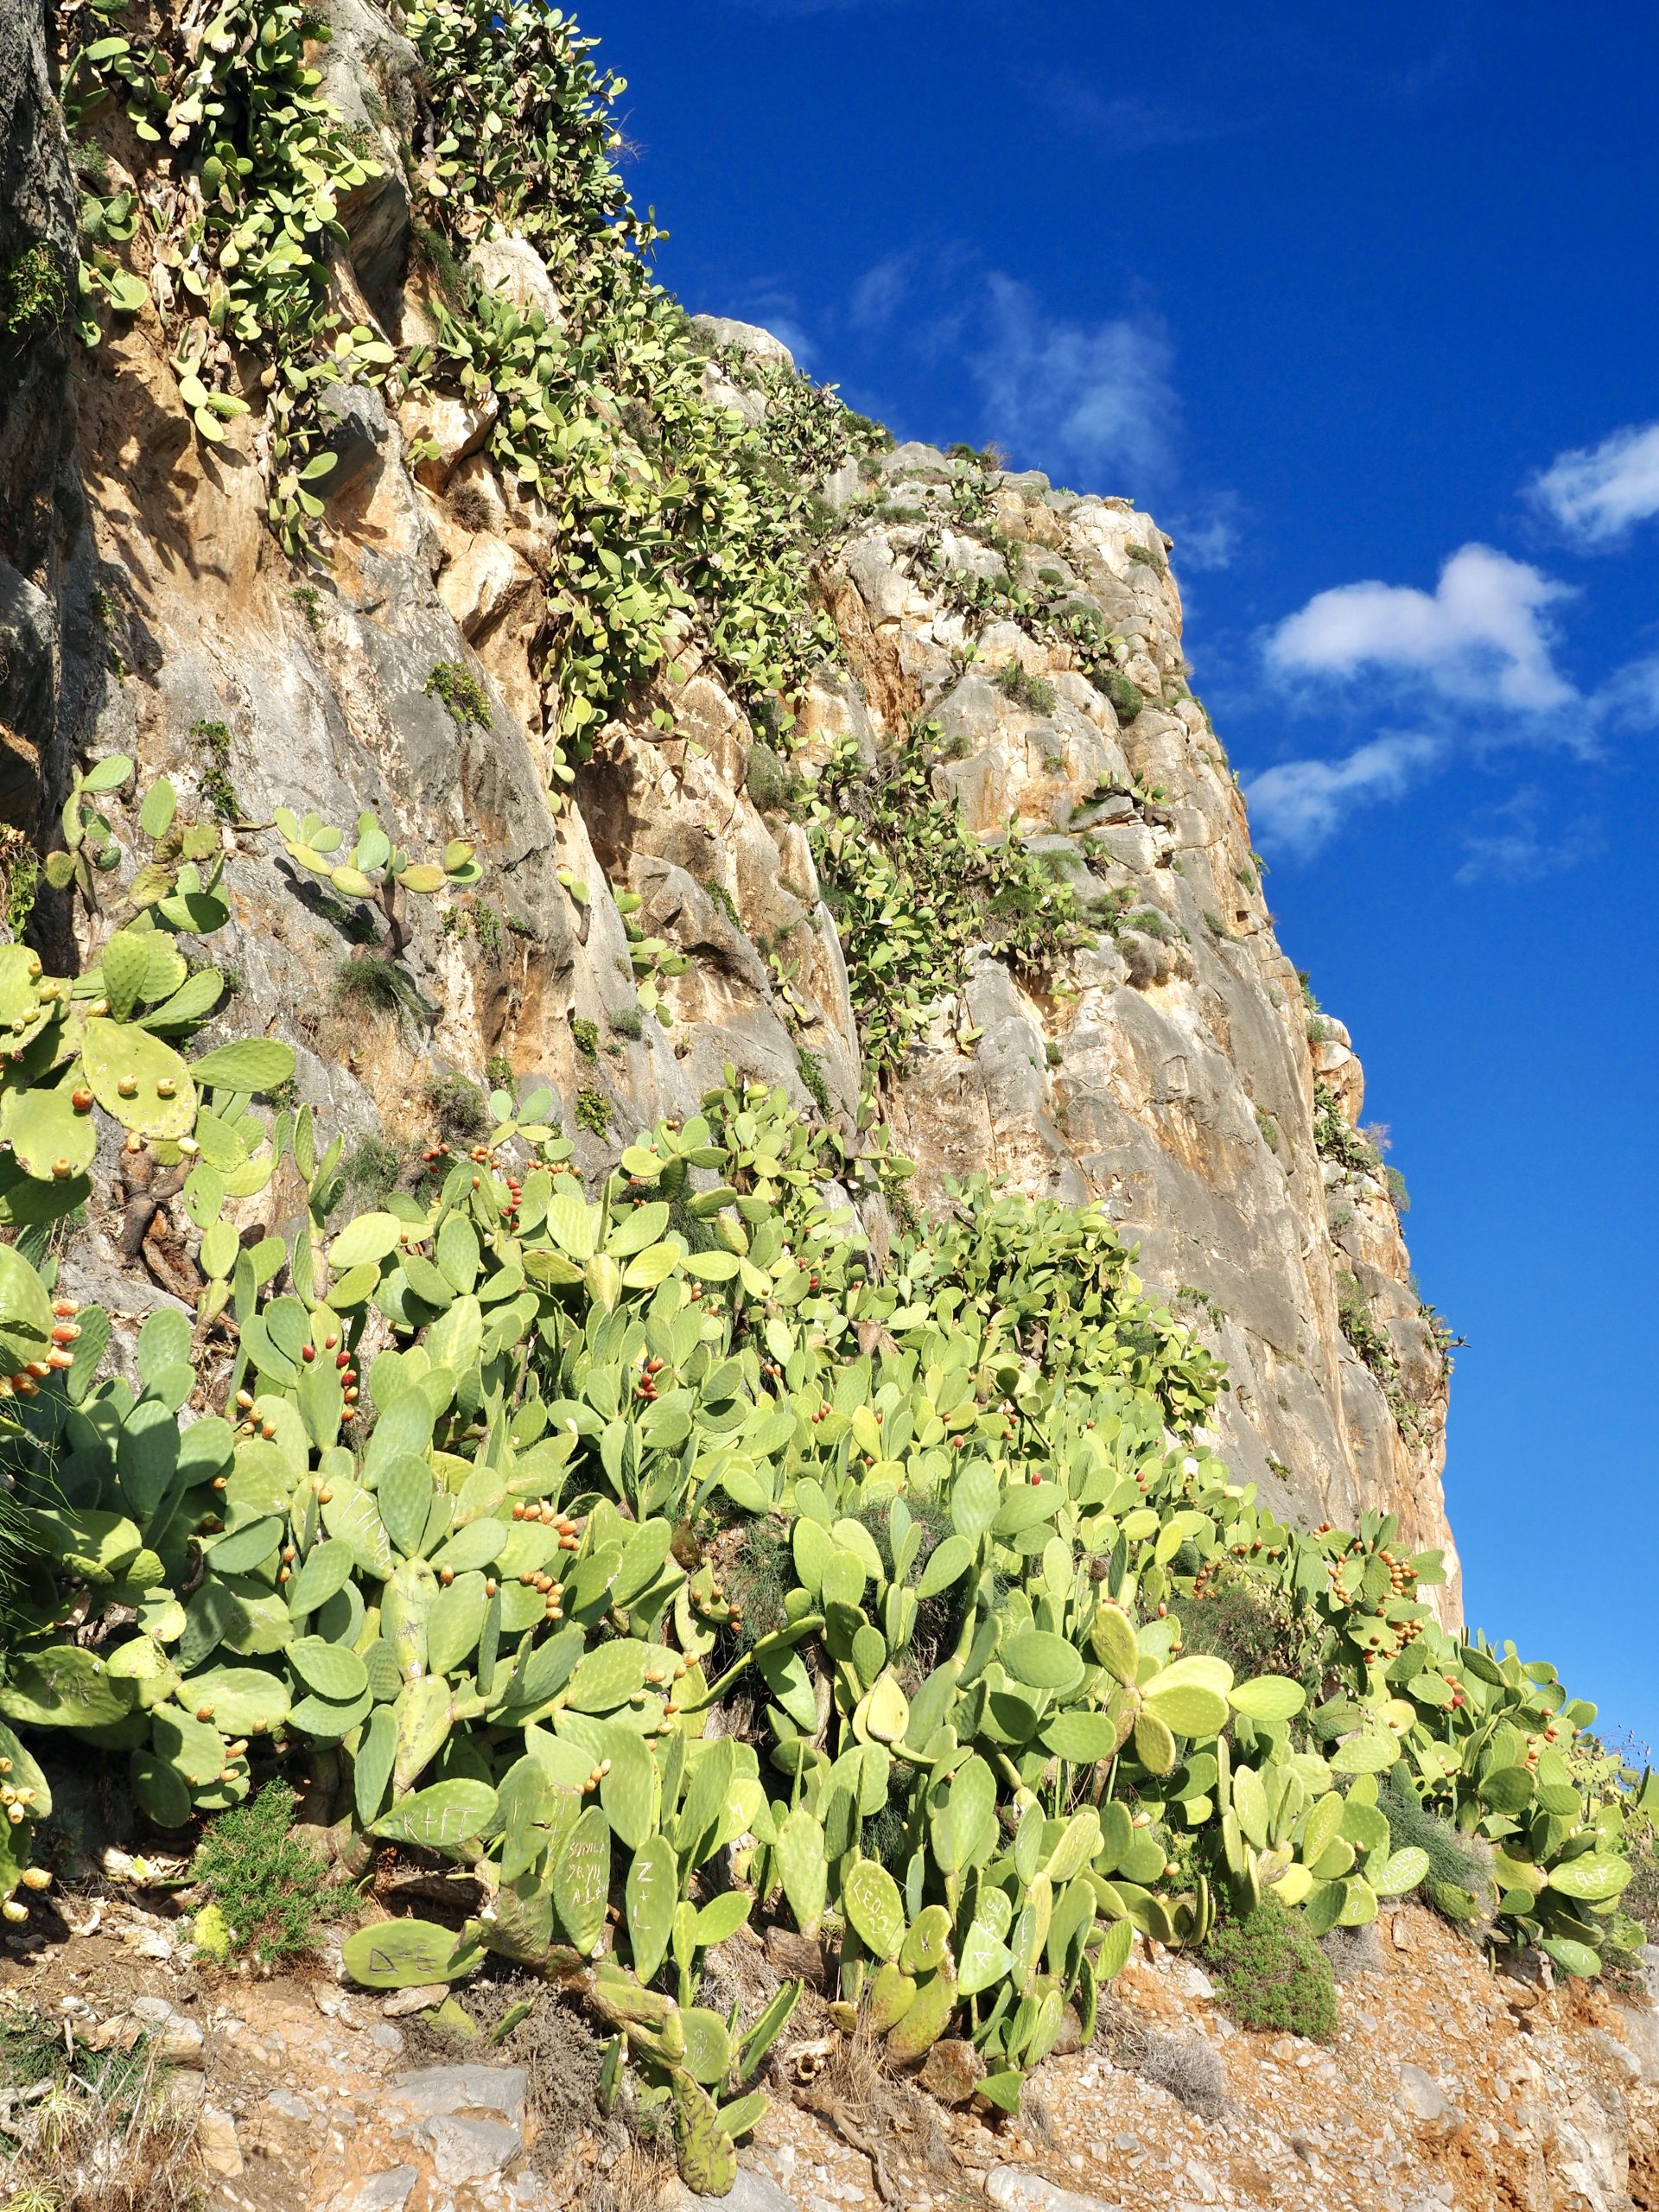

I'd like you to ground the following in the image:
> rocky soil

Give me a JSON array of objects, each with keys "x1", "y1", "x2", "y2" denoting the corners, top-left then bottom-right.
[{"x1": 3, "y1": 1894, "x2": 1656, "y2": 2212}]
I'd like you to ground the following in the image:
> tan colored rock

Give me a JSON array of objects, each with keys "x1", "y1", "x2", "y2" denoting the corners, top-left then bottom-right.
[
  {"x1": 919, "y1": 2038, "x2": 985, "y2": 2103},
  {"x1": 468, "y1": 226, "x2": 563, "y2": 327},
  {"x1": 198, "y1": 2104, "x2": 245, "y2": 2177},
  {"x1": 436, "y1": 536, "x2": 537, "y2": 643},
  {"x1": 397, "y1": 390, "x2": 497, "y2": 491}
]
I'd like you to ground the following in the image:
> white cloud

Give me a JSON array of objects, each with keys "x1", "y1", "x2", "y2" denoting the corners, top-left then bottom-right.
[
  {"x1": 1597, "y1": 651, "x2": 1659, "y2": 728},
  {"x1": 969, "y1": 274, "x2": 1178, "y2": 487},
  {"x1": 1529, "y1": 421, "x2": 1659, "y2": 546},
  {"x1": 1168, "y1": 491, "x2": 1241, "y2": 571},
  {"x1": 1264, "y1": 543, "x2": 1574, "y2": 714},
  {"x1": 1243, "y1": 734, "x2": 1440, "y2": 855},
  {"x1": 1455, "y1": 787, "x2": 1602, "y2": 885}
]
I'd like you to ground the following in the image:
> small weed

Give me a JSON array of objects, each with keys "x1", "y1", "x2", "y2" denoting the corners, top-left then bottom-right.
[
  {"x1": 0, "y1": 243, "x2": 67, "y2": 342},
  {"x1": 339, "y1": 1135, "x2": 404, "y2": 1206},
  {"x1": 1202, "y1": 908, "x2": 1225, "y2": 938},
  {"x1": 608, "y1": 1005, "x2": 645, "y2": 1042},
  {"x1": 795, "y1": 1045, "x2": 832, "y2": 1118},
  {"x1": 1, "y1": 828, "x2": 39, "y2": 943},
  {"x1": 486, "y1": 1052, "x2": 513, "y2": 1089},
  {"x1": 422, "y1": 1071, "x2": 488, "y2": 1141},
  {"x1": 333, "y1": 953, "x2": 414, "y2": 1015},
  {"x1": 1377, "y1": 1782, "x2": 1493, "y2": 1921},
  {"x1": 745, "y1": 742, "x2": 810, "y2": 817},
  {"x1": 191, "y1": 718, "x2": 240, "y2": 822},
  {"x1": 1384, "y1": 1164, "x2": 1411, "y2": 1215},
  {"x1": 1101, "y1": 671, "x2": 1145, "y2": 723},
  {"x1": 1254, "y1": 1105, "x2": 1281, "y2": 1156},
  {"x1": 575, "y1": 1086, "x2": 612, "y2": 1138},
  {"x1": 290, "y1": 582, "x2": 325, "y2": 633},
  {"x1": 1335, "y1": 1269, "x2": 1396, "y2": 1379},
  {"x1": 425, "y1": 658, "x2": 493, "y2": 732},
  {"x1": 571, "y1": 1016, "x2": 600, "y2": 1064},
  {"x1": 1044, "y1": 1040, "x2": 1063, "y2": 1068},
  {"x1": 1175, "y1": 1283, "x2": 1227, "y2": 1329},
  {"x1": 1099, "y1": 2003, "x2": 1226, "y2": 2118},
  {"x1": 1205, "y1": 1898, "x2": 1338, "y2": 2039},
  {"x1": 701, "y1": 877, "x2": 743, "y2": 931},
  {"x1": 193, "y1": 1781, "x2": 336, "y2": 1964},
  {"x1": 992, "y1": 661, "x2": 1057, "y2": 715},
  {"x1": 1306, "y1": 1013, "x2": 1332, "y2": 1046},
  {"x1": 0, "y1": 2015, "x2": 201, "y2": 2212},
  {"x1": 1126, "y1": 537, "x2": 1167, "y2": 577}
]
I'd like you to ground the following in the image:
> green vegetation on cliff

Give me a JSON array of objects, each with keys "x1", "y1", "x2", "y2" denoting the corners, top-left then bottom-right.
[{"x1": 0, "y1": 765, "x2": 1647, "y2": 2194}]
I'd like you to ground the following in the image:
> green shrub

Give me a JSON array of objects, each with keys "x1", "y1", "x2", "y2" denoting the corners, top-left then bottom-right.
[
  {"x1": 992, "y1": 661, "x2": 1057, "y2": 715},
  {"x1": 338, "y1": 1134, "x2": 404, "y2": 1206},
  {"x1": 608, "y1": 1005, "x2": 645, "y2": 1043},
  {"x1": 1313, "y1": 1083, "x2": 1380, "y2": 1175},
  {"x1": 425, "y1": 658, "x2": 493, "y2": 732},
  {"x1": 192, "y1": 1782, "x2": 336, "y2": 1964},
  {"x1": 745, "y1": 743, "x2": 809, "y2": 817},
  {"x1": 1176, "y1": 1567, "x2": 1324, "y2": 1694},
  {"x1": 571, "y1": 1015, "x2": 600, "y2": 1063},
  {"x1": 422, "y1": 1071, "x2": 488, "y2": 1141},
  {"x1": 1336, "y1": 1270, "x2": 1397, "y2": 1380},
  {"x1": 333, "y1": 952, "x2": 412, "y2": 1014},
  {"x1": 575, "y1": 1085, "x2": 612, "y2": 1136},
  {"x1": 795, "y1": 1046, "x2": 832, "y2": 1118},
  {"x1": 1385, "y1": 1165, "x2": 1411, "y2": 1215},
  {"x1": 1101, "y1": 671, "x2": 1146, "y2": 722},
  {"x1": 1206, "y1": 1900, "x2": 1338, "y2": 2039},
  {"x1": 1377, "y1": 1780, "x2": 1492, "y2": 1918},
  {"x1": 0, "y1": 243, "x2": 67, "y2": 340}
]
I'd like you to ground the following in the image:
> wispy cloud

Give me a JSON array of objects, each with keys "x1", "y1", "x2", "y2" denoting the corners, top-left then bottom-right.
[
  {"x1": 1454, "y1": 786, "x2": 1602, "y2": 886},
  {"x1": 847, "y1": 248, "x2": 1209, "y2": 516},
  {"x1": 1243, "y1": 734, "x2": 1441, "y2": 855},
  {"x1": 1030, "y1": 78, "x2": 1242, "y2": 156},
  {"x1": 1264, "y1": 543, "x2": 1576, "y2": 715},
  {"x1": 969, "y1": 274, "x2": 1178, "y2": 487},
  {"x1": 1170, "y1": 491, "x2": 1242, "y2": 572},
  {"x1": 1529, "y1": 421, "x2": 1659, "y2": 548}
]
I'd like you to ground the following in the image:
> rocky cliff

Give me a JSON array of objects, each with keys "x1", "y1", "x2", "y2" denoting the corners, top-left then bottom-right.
[{"x1": 0, "y1": 0, "x2": 1456, "y2": 1611}]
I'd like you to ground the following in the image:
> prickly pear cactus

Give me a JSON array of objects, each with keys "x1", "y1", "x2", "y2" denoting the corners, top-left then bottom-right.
[{"x1": 0, "y1": 759, "x2": 1641, "y2": 2195}]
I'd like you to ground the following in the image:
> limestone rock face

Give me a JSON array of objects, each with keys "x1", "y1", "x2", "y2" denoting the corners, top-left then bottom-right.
[{"x1": 0, "y1": 0, "x2": 1452, "y2": 1600}]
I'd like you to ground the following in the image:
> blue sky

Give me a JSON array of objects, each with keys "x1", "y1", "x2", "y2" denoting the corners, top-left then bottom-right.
[{"x1": 605, "y1": 0, "x2": 1659, "y2": 1747}]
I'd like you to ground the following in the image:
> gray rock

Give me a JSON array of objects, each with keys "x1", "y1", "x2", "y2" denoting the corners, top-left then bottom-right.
[
  {"x1": 881, "y1": 440, "x2": 955, "y2": 483},
  {"x1": 326, "y1": 2171, "x2": 420, "y2": 2212},
  {"x1": 690, "y1": 314, "x2": 795, "y2": 371},
  {"x1": 1397, "y1": 2063, "x2": 1465, "y2": 2142},
  {"x1": 416, "y1": 2112, "x2": 524, "y2": 2185},
  {"x1": 315, "y1": 379, "x2": 389, "y2": 495},
  {"x1": 986, "y1": 2167, "x2": 1114, "y2": 2212},
  {"x1": 932, "y1": 672, "x2": 1001, "y2": 753},
  {"x1": 385, "y1": 2063, "x2": 528, "y2": 2130},
  {"x1": 678, "y1": 2170, "x2": 801, "y2": 2212},
  {"x1": 469, "y1": 228, "x2": 563, "y2": 328}
]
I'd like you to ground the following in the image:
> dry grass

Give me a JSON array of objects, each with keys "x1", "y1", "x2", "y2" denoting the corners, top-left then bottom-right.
[
  {"x1": 402, "y1": 1977, "x2": 675, "y2": 2209},
  {"x1": 0, "y1": 2026, "x2": 202, "y2": 2212},
  {"x1": 1096, "y1": 1993, "x2": 1227, "y2": 2120},
  {"x1": 794, "y1": 2009, "x2": 952, "y2": 2202}
]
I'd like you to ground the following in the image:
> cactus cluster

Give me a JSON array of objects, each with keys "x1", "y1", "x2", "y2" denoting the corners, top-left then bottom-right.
[{"x1": 0, "y1": 767, "x2": 1646, "y2": 2196}]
